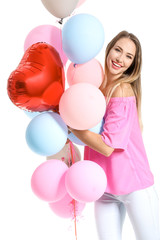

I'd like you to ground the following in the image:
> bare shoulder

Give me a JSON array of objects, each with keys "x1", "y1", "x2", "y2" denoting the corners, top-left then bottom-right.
[{"x1": 111, "y1": 83, "x2": 135, "y2": 98}]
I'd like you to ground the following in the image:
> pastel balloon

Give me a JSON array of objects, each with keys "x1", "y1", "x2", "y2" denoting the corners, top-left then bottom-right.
[
  {"x1": 67, "y1": 59, "x2": 104, "y2": 88},
  {"x1": 47, "y1": 142, "x2": 81, "y2": 167},
  {"x1": 90, "y1": 118, "x2": 104, "y2": 134},
  {"x1": 62, "y1": 13, "x2": 105, "y2": 64},
  {"x1": 31, "y1": 160, "x2": 68, "y2": 202},
  {"x1": 68, "y1": 132, "x2": 85, "y2": 146},
  {"x1": 65, "y1": 160, "x2": 107, "y2": 202},
  {"x1": 41, "y1": 0, "x2": 79, "y2": 19},
  {"x1": 59, "y1": 83, "x2": 106, "y2": 130},
  {"x1": 7, "y1": 43, "x2": 65, "y2": 112},
  {"x1": 49, "y1": 193, "x2": 85, "y2": 218},
  {"x1": 24, "y1": 110, "x2": 53, "y2": 119},
  {"x1": 26, "y1": 112, "x2": 68, "y2": 156},
  {"x1": 24, "y1": 111, "x2": 41, "y2": 119},
  {"x1": 24, "y1": 25, "x2": 68, "y2": 65},
  {"x1": 68, "y1": 119, "x2": 104, "y2": 146}
]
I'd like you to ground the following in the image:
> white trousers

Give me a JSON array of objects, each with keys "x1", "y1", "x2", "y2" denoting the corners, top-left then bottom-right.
[{"x1": 94, "y1": 186, "x2": 160, "y2": 240}]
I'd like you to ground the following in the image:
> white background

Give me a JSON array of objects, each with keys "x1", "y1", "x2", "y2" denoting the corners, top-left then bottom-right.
[{"x1": 0, "y1": 0, "x2": 160, "y2": 239}]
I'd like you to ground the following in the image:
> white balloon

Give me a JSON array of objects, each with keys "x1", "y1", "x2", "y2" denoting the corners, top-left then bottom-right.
[
  {"x1": 41, "y1": 0, "x2": 79, "y2": 19},
  {"x1": 47, "y1": 142, "x2": 81, "y2": 167}
]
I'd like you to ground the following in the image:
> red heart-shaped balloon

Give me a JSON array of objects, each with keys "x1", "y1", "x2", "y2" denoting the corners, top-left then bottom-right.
[{"x1": 7, "y1": 42, "x2": 65, "y2": 112}]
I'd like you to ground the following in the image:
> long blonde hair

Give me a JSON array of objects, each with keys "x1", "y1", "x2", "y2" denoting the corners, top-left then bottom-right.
[{"x1": 100, "y1": 31, "x2": 143, "y2": 131}]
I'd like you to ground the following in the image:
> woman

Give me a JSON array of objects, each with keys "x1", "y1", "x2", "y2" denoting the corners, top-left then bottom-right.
[{"x1": 69, "y1": 31, "x2": 160, "y2": 240}]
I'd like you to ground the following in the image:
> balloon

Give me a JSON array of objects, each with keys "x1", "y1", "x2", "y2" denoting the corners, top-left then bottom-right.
[
  {"x1": 65, "y1": 160, "x2": 107, "y2": 202},
  {"x1": 62, "y1": 13, "x2": 105, "y2": 64},
  {"x1": 31, "y1": 160, "x2": 68, "y2": 202},
  {"x1": 7, "y1": 42, "x2": 65, "y2": 112},
  {"x1": 26, "y1": 112, "x2": 68, "y2": 156},
  {"x1": 49, "y1": 193, "x2": 85, "y2": 218},
  {"x1": 24, "y1": 25, "x2": 68, "y2": 65},
  {"x1": 47, "y1": 142, "x2": 81, "y2": 166},
  {"x1": 59, "y1": 83, "x2": 106, "y2": 130},
  {"x1": 24, "y1": 110, "x2": 53, "y2": 119},
  {"x1": 41, "y1": 0, "x2": 79, "y2": 19},
  {"x1": 76, "y1": 0, "x2": 86, "y2": 7},
  {"x1": 68, "y1": 132, "x2": 85, "y2": 146},
  {"x1": 67, "y1": 59, "x2": 104, "y2": 88},
  {"x1": 90, "y1": 118, "x2": 105, "y2": 134},
  {"x1": 68, "y1": 119, "x2": 104, "y2": 146},
  {"x1": 24, "y1": 111, "x2": 41, "y2": 119}
]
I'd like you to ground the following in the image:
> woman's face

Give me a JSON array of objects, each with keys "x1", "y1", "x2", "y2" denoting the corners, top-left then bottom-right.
[{"x1": 106, "y1": 37, "x2": 136, "y2": 78}]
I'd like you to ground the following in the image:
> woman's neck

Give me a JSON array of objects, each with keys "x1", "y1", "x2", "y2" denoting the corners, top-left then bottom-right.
[
  {"x1": 106, "y1": 66, "x2": 123, "y2": 84},
  {"x1": 106, "y1": 72, "x2": 121, "y2": 85}
]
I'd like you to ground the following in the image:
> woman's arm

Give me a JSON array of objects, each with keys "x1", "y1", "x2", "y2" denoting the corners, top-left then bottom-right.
[
  {"x1": 70, "y1": 128, "x2": 114, "y2": 157},
  {"x1": 70, "y1": 83, "x2": 135, "y2": 156}
]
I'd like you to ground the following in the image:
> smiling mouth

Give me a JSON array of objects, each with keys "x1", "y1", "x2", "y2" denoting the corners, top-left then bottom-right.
[{"x1": 112, "y1": 61, "x2": 122, "y2": 68}]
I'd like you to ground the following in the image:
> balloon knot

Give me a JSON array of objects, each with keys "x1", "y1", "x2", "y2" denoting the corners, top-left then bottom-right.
[{"x1": 58, "y1": 18, "x2": 63, "y2": 25}]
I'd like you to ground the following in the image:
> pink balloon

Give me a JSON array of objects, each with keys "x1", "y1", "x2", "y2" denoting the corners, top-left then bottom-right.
[
  {"x1": 59, "y1": 83, "x2": 106, "y2": 130},
  {"x1": 76, "y1": 0, "x2": 86, "y2": 7},
  {"x1": 24, "y1": 25, "x2": 68, "y2": 65},
  {"x1": 31, "y1": 160, "x2": 68, "y2": 202},
  {"x1": 49, "y1": 193, "x2": 85, "y2": 218},
  {"x1": 65, "y1": 161, "x2": 107, "y2": 202},
  {"x1": 67, "y1": 59, "x2": 104, "y2": 88}
]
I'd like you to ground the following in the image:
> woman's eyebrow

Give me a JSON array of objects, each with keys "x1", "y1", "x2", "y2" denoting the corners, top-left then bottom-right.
[{"x1": 116, "y1": 45, "x2": 134, "y2": 57}]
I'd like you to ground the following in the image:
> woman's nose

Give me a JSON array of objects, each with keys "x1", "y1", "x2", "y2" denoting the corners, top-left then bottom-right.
[
  {"x1": 116, "y1": 53, "x2": 123, "y2": 63},
  {"x1": 116, "y1": 56, "x2": 123, "y2": 63}
]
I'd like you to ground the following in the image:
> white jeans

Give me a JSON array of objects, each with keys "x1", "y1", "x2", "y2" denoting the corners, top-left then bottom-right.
[{"x1": 94, "y1": 186, "x2": 160, "y2": 240}]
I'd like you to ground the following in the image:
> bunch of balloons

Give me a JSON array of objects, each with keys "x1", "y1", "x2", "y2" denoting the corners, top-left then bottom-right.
[
  {"x1": 7, "y1": 0, "x2": 107, "y2": 220},
  {"x1": 31, "y1": 156, "x2": 107, "y2": 218}
]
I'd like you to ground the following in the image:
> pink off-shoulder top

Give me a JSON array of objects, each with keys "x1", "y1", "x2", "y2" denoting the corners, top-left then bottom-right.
[{"x1": 84, "y1": 96, "x2": 154, "y2": 195}]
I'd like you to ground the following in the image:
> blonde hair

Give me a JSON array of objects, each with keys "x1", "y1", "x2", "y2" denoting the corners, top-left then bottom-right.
[{"x1": 100, "y1": 31, "x2": 143, "y2": 132}]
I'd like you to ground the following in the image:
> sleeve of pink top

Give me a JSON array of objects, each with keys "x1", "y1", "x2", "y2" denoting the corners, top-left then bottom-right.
[{"x1": 101, "y1": 100, "x2": 136, "y2": 150}]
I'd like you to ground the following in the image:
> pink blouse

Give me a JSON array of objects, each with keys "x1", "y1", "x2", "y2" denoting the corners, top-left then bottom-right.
[{"x1": 84, "y1": 96, "x2": 154, "y2": 195}]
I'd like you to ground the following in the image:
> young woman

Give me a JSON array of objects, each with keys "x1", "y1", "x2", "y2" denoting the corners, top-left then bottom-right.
[{"x1": 69, "y1": 31, "x2": 160, "y2": 240}]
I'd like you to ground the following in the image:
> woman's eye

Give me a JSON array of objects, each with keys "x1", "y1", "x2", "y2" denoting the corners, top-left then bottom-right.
[
  {"x1": 115, "y1": 48, "x2": 120, "y2": 52},
  {"x1": 127, "y1": 55, "x2": 132, "y2": 59}
]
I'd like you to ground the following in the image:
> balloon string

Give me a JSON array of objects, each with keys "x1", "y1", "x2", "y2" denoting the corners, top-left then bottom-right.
[
  {"x1": 69, "y1": 142, "x2": 78, "y2": 240},
  {"x1": 69, "y1": 141, "x2": 75, "y2": 164},
  {"x1": 73, "y1": 199, "x2": 78, "y2": 240},
  {"x1": 66, "y1": 144, "x2": 71, "y2": 167}
]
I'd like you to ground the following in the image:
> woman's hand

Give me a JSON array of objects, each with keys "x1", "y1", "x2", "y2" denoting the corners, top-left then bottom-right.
[{"x1": 67, "y1": 128, "x2": 114, "y2": 157}]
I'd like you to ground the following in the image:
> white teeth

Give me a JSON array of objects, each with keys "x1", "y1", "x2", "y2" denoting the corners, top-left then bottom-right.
[{"x1": 113, "y1": 62, "x2": 121, "y2": 67}]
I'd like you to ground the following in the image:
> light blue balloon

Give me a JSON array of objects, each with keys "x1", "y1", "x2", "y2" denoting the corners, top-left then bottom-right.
[
  {"x1": 90, "y1": 118, "x2": 105, "y2": 134},
  {"x1": 24, "y1": 110, "x2": 53, "y2": 119},
  {"x1": 24, "y1": 111, "x2": 41, "y2": 119},
  {"x1": 68, "y1": 132, "x2": 85, "y2": 146},
  {"x1": 68, "y1": 118, "x2": 104, "y2": 146},
  {"x1": 62, "y1": 13, "x2": 105, "y2": 64},
  {"x1": 25, "y1": 112, "x2": 68, "y2": 156}
]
